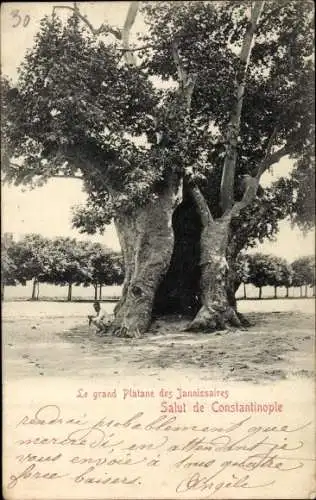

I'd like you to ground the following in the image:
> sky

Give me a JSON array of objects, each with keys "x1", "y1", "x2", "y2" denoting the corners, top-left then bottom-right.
[{"x1": 1, "y1": 2, "x2": 315, "y2": 260}]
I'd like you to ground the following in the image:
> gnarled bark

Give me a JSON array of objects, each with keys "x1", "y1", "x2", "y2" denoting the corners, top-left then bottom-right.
[
  {"x1": 188, "y1": 212, "x2": 242, "y2": 332},
  {"x1": 109, "y1": 176, "x2": 181, "y2": 338},
  {"x1": 226, "y1": 260, "x2": 251, "y2": 327}
]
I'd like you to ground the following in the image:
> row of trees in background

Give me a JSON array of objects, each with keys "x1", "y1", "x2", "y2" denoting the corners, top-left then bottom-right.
[
  {"x1": 2, "y1": 233, "x2": 314, "y2": 302},
  {"x1": 1, "y1": 233, "x2": 124, "y2": 301},
  {"x1": 236, "y1": 253, "x2": 315, "y2": 299}
]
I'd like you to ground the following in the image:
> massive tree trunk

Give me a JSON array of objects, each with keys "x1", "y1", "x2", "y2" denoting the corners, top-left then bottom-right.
[
  {"x1": 109, "y1": 176, "x2": 181, "y2": 338},
  {"x1": 188, "y1": 211, "x2": 241, "y2": 332}
]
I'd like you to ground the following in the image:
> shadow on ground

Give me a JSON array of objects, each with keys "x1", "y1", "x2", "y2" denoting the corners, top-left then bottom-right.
[{"x1": 56, "y1": 311, "x2": 314, "y2": 383}]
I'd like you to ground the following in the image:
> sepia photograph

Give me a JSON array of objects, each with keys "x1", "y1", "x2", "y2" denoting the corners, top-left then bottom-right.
[{"x1": 1, "y1": 1, "x2": 315, "y2": 499}]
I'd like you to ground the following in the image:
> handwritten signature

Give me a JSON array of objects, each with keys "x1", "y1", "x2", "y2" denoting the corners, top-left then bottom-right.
[{"x1": 175, "y1": 471, "x2": 275, "y2": 496}]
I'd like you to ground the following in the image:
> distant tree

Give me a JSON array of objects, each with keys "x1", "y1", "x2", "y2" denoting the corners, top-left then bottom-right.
[
  {"x1": 1, "y1": 233, "x2": 17, "y2": 300},
  {"x1": 279, "y1": 260, "x2": 293, "y2": 298},
  {"x1": 248, "y1": 253, "x2": 277, "y2": 299},
  {"x1": 292, "y1": 256, "x2": 315, "y2": 297},
  {"x1": 41, "y1": 237, "x2": 92, "y2": 301},
  {"x1": 235, "y1": 253, "x2": 251, "y2": 299},
  {"x1": 107, "y1": 252, "x2": 125, "y2": 284},
  {"x1": 7, "y1": 234, "x2": 51, "y2": 299},
  {"x1": 85, "y1": 243, "x2": 108, "y2": 300},
  {"x1": 269, "y1": 256, "x2": 293, "y2": 298},
  {"x1": 82, "y1": 243, "x2": 124, "y2": 300}
]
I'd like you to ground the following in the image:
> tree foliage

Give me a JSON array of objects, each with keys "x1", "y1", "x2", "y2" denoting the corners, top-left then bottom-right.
[
  {"x1": 1, "y1": 11, "x2": 162, "y2": 215},
  {"x1": 235, "y1": 253, "x2": 251, "y2": 285},
  {"x1": 139, "y1": 1, "x2": 313, "y2": 185},
  {"x1": 247, "y1": 253, "x2": 307, "y2": 293},
  {"x1": 248, "y1": 253, "x2": 276, "y2": 290},
  {"x1": 1, "y1": 234, "x2": 18, "y2": 287},
  {"x1": 81, "y1": 242, "x2": 124, "y2": 287},
  {"x1": 291, "y1": 255, "x2": 315, "y2": 287},
  {"x1": 271, "y1": 256, "x2": 293, "y2": 289},
  {"x1": 6, "y1": 234, "x2": 51, "y2": 285},
  {"x1": 2, "y1": 2, "x2": 314, "y2": 220},
  {"x1": 69, "y1": 0, "x2": 314, "y2": 247},
  {"x1": 247, "y1": 252, "x2": 294, "y2": 293},
  {"x1": 1, "y1": 234, "x2": 124, "y2": 299}
]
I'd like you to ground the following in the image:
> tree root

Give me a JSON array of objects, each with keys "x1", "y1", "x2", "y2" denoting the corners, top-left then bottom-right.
[
  {"x1": 186, "y1": 304, "x2": 242, "y2": 333},
  {"x1": 108, "y1": 324, "x2": 142, "y2": 339},
  {"x1": 236, "y1": 311, "x2": 251, "y2": 327}
]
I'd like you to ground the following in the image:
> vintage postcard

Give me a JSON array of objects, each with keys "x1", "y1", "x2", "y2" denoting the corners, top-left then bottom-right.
[{"x1": 1, "y1": 1, "x2": 315, "y2": 499}]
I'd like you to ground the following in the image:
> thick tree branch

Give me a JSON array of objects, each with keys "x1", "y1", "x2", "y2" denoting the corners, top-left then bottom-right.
[
  {"x1": 53, "y1": 2, "x2": 139, "y2": 66},
  {"x1": 171, "y1": 41, "x2": 197, "y2": 112},
  {"x1": 52, "y1": 5, "x2": 122, "y2": 38},
  {"x1": 117, "y1": 43, "x2": 157, "y2": 52},
  {"x1": 51, "y1": 174, "x2": 83, "y2": 180},
  {"x1": 220, "y1": 1, "x2": 265, "y2": 213},
  {"x1": 190, "y1": 185, "x2": 213, "y2": 227},
  {"x1": 256, "y1": 143, "x2": 293, "y2": 180},
  {"x1": 230, "y1": 130, "x2": 293, "y2": 218},
  {"x1": 7, "y1": 161, "x2": 84, "y2": 180},
  {"x1": 121, "y1": 2, "x2": 140, "y2": 66},
  {"x1": 172, "y1": 41, "x2": 187, "y2": 84},
  {"x1": 230, "y1": 176, "x2": 260, "y2": 218}
]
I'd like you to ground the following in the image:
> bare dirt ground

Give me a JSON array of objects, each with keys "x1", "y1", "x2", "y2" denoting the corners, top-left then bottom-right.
[{"x1": 3, "y1": 299, "x2": 315, "y2": 384}]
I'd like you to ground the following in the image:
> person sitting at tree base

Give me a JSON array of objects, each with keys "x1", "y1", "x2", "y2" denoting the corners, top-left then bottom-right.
[{"x1": 88, "y1": 301, "x2": 112, "y2": 333}]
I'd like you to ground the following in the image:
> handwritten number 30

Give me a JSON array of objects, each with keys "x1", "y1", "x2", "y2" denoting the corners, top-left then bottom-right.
[{"x1": 11, "y1": 10, "x2": 30, "y2": 28}]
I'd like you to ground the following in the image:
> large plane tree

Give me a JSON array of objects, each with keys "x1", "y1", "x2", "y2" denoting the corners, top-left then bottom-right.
[{"x1": 2, "y1": 1, "x2": 314, "y2": 336}]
